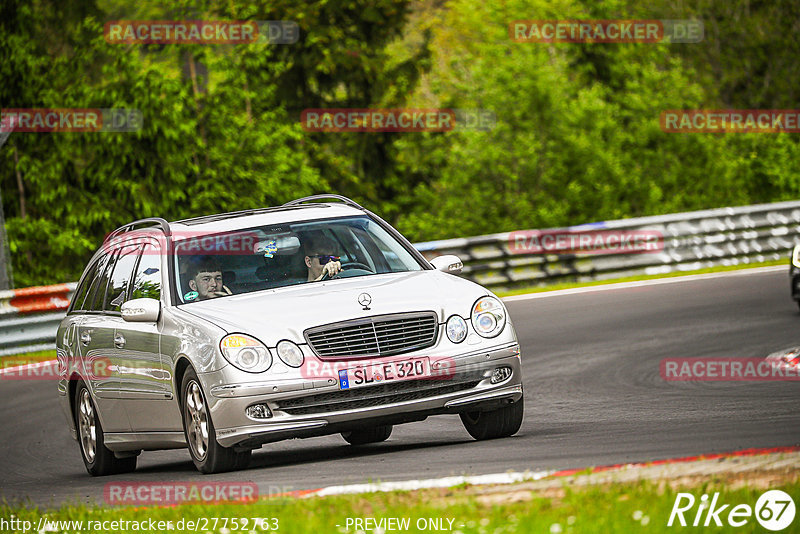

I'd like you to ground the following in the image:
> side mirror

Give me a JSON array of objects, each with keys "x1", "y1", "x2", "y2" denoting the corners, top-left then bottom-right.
[
  {"x1": 430, "y1": 254, "x2": 463, "y2": 275},
  {"x1": 121, "y1": 298, "x2": 161, "y2": 323}
]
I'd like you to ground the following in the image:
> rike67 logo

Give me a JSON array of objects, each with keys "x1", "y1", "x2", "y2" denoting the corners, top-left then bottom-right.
[{"x1": 668, "y1": 490, "x2": 795, "y2": 531}]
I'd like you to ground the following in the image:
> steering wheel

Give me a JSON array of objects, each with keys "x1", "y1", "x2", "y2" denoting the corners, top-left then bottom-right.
[{"x1": 320, "y1": 261, "x2": 373, "y2": 281}]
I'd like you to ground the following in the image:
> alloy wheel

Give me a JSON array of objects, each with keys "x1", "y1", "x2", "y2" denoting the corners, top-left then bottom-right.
[
  {"x1": 185, "y1": 380, "x2": 209, "y2": 459},
  {"x1": 78, "y1": 389, "x2": 96, "y2": 462}
]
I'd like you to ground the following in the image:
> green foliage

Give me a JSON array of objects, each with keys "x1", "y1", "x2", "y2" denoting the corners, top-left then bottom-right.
[
  {"x1": 394, "y1": 0, "x2": 800, "y2": 240},
  {"x1": 1, "y1": 0, "x2": 799, "y2": 285}
]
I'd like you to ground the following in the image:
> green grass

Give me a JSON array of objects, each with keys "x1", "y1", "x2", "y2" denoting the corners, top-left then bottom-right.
[
  {"x1": 496, "y1": 259, "x2": 786, "y2": 298},
  {"x1": 0, "y1": 349, "x2": 56, "y2": 366},
  {"x1": 2, "y1": 477, "x2": 797, "y2": 533}
]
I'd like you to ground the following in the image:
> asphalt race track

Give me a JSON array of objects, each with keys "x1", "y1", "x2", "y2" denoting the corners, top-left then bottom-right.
[{"x1": 2, "y1": 268, "x2": 799, "y2": 507}]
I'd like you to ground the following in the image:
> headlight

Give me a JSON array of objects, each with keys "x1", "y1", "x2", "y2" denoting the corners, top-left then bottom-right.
[
  {"x1": 793, "y1": 245, "x2": 800, "y2": 268},
  {"x1": 471, "y1": 296, "x2": 506, "y2": 338},
  {"x1": 220, "y1": 334, "x2": 272, "y2": 373},
  {"x1": 276, "y1": 340, "x2": 304, "y2": 367},
  {"x1": 446, "y1": 315, "x2": 467, "y2": 343}
]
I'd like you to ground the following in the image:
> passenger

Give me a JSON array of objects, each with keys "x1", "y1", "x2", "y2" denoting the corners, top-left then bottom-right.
[
  {"x1": 186, "y1": 258, "x2": 232, "y2": 300},
  {"x1": 303, "y1": 235, "x2": 342, "y2": 282}
]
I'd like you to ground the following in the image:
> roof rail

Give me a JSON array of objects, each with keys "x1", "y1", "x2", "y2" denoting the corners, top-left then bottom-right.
[
  {"x1": 283, "y1": 194, "x2": 367, "y2": 211},
  {"x1": 105, "y1": 217, "x2": 172, "y2": 243}
]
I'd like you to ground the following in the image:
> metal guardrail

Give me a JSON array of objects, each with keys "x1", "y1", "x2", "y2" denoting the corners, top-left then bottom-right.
[
  {"x1": 1, "y1": 201, "x2": 798, "y2": 356},
  {"x1": 0, "y1": 284, "x2": 75, "y2": 356},
  {"x1": 414, "y1": 200, "x2": 800, "y2": 291}
]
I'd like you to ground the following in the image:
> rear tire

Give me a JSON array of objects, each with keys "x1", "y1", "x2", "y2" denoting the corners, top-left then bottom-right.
[
  {"x1": 460, "y1": 397, "x2": 524, "y2": 440},
  {"x1": 74, "y1": 380, "x2": 137, "y2": 476},
  {"x1": 341, "y1": 425, "x2": 393, "y2": 445},
  {"x1": 181, "y1": 367, "x2": 251, "y2": 474}
]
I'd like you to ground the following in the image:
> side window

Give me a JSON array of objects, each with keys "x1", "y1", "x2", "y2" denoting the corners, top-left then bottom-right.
[
  {"x1": 319, "y1": 228, "x2": 354, "y2": 264},
  {"x1": 347, "y1": 226, "x2": 390, "y2": 272},
  {"x1": 71, "y1": 257, "x2": 101, "y2": 312},
  {"x1": 104, "y1": 245, "x2": 141, "y2": 312},
  {"x1": 370, "y1": 234, "x2": 405, "y2": 271},
  {"x1": 84, "y1": 251, "x2": 115, "y2": 312},
  {"x1": 131, "y1": 243, "x2": 162, "y2": 301}
]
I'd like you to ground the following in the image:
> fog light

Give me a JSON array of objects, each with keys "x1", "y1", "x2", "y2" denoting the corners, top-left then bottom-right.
[
  {"x1": 490, "y1": 366, "x2": 512, "y2": 384},
  {"x1": 446, "y1": 315, "x2": 467, "y2": 343},
  {"x1": 246, "y1": 403, "x2": 272, "y2": 419}
]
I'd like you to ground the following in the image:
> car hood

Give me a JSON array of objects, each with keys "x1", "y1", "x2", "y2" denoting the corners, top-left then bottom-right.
[{"x1": 180, "y1": 270, "x2": 489, "y2": 344}]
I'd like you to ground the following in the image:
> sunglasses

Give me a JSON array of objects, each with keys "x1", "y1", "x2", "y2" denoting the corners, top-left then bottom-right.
[{"x1": 313, "y1": 255, "x2": 340, "y2": 265}]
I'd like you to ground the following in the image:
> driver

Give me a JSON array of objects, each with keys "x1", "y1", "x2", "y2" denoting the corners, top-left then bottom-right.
[
  {"x1": 303, "y1": 235, "x2": 342, "y2": 282},
  {"x1": 186, "y1": 257, "x2": 232, "y2": 300}
]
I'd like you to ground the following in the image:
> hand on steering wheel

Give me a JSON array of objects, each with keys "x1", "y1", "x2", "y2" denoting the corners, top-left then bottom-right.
[
  {"x1": 318, "y1": 260, "x2": 342, "y2": 281},
  {"x1": 319, "y1": 261, "x2": 373, "y2": 281}
]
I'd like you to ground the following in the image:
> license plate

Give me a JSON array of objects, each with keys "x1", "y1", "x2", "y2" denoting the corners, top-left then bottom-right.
[{"x1": 338, "y1": 357, "x2": 430, "y2": 390}]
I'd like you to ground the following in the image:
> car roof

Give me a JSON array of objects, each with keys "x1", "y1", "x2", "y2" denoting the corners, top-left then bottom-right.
[{"x1": 168, "y1": 203, "x2": 367, "y2": 237}]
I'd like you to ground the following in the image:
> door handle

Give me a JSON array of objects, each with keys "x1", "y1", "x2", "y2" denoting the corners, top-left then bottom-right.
[
  {"x1": 114, "y1": 334, "x2": 126, "y2": 349},
  {"x1": 80, "y1": 331, "x2": 91, "y2": 346}
]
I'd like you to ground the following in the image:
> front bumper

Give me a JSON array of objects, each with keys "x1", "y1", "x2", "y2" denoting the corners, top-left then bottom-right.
[{"x1": 203, "y1": 343, "x2": 523, "y2": 448}]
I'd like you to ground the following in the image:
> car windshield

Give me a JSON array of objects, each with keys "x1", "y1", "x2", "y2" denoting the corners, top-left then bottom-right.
[{"x1": 173, "y1": 216, "x2": 424, "y2": 303}]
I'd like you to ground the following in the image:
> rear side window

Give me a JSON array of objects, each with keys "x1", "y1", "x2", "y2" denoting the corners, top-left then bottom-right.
[
  {"x1": 104, "y1": 245, "x2": 141, "y2": 312},
  {"x1": 71, "y1": 256, "x2": 103, "y2": 312},
  {"x1": 83, "y1": 251, "x2": 115, "y2": 312},
  {"x1": 131, "y1": 243, "x2": 162, "y2": 301}
]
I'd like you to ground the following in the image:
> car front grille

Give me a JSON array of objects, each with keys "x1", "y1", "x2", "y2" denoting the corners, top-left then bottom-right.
[
  {"x1": 274, "y1": 375, "x2": 482, "y2": 416},
  {"x1": 304, "y1": 312, "x2": 439, "y2": 360}
]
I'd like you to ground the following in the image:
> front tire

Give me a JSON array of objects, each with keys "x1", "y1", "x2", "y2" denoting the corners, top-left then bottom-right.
[
  {"x1": 181, "y1": 367, "x2": 250, "y2": 474},
  {"x1": 341, "y1": 425, "x2": 393, "y2": 445},
  {"x1": 460, "y1": 397, "x2": 524, "y2": 440},
  {"x1": 75, "y1": 381, "x2": 136, "y2": 476}
]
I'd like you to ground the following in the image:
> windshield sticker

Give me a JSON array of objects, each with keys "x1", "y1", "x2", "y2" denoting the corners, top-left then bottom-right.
[
  {"x1": 183, "y1": 290, "x2": 198, "y2": 301},
  {"x1": 255, "y1": 239, "x2": 278, "y2": 258},
  {"x1": 143, "y1": 267, "x2": 159, "y2": 275}
]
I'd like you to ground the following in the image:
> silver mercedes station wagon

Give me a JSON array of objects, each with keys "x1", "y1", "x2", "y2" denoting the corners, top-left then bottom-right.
[{"x1": 57, "y1": 195, "x2": 523, "y2": 475}]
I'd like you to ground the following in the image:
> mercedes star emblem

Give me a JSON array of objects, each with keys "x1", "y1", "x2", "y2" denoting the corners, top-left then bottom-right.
[{"x1": 358, "y1": 292, "x2": 372, "y2": 310}]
